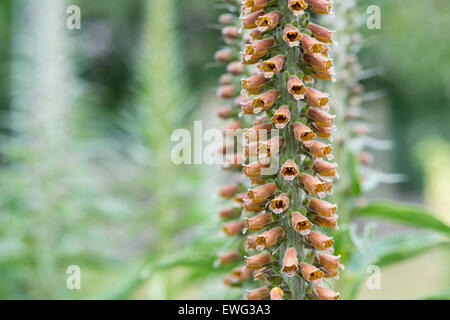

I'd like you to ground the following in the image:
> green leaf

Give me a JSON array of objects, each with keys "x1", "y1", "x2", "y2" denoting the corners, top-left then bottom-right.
[
  {"x1": 347, "y1": 231, "x2": 449, "y2": 299},
  {"x1": 347, "y1": 152, "x2": 361, "y2": 195},
  {"x1": 370, "y1": 232, "x2": 449, "y2": 268},
  {"x1": 355, "y1": 201, "x2": 450, "y2": 235},
  {"x1": 422, "y1": 289, "x2": 450, "y2": 300}
]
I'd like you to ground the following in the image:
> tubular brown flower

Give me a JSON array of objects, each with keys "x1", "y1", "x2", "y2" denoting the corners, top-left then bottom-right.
[
  {"x1": 291, "y1": 211, "x2": 312, "y2": 235},
  {"x1": 217, "y1": 251, "x2": 240, "y2": 265},
  {"x1": 292, "y1": 122, "x2": 315, "y2": 142},
  {"x1": 307, "y1": 23, "x2": 334, "y2": 43},
  {"x1": 245, "y1": 252, "x2": 272, "y2": 270},
  {"x1": 258, "y1": 55, "x2": 286, "y2": 78},
  {"x1": 312, "y1": 286, "x2": 339, "y2": 300},
  {"x1": 288, "y1": 75, "x2": 308, "y2": 100},
  {"x1": 255, "y1": 226, "x2": 284, "y2": 250},
  {"x1": 307, "y1": 198, "x2": 336, "y2": 217},
  {"x1": 241, "y1": 9, "x2": 265, "y2": 30},
  {"x1": 269, "y1": 193, "x2": 290, "y2": 214},
  {"x1": 270, "y1": 287, "x2": 284, "y2": 300},
  {"x1": 280, "y1": 159, "x2": 300, "y2": 181},
  {"x1": 222, "y1": 220, "x2": 244, "y2": 236},
  {"x1": 256, "y1": 11, "x2": 283, "y2": 32},
  {"x1": 288, "y1": 0, "x2": 308, "y2": 16},
  {"x1": 244, "y1": 211, "x2": 273, "y2": 231},
  {"x1": 283, "y1": 24, "x2": 302, "y2": 47},
  {"x1": 299, "y1": 262, "x2": 323, "y2": 283},
  {"x1": 305, "y1": 231, "x2": 334, "y2": 251},
  {"x1": 272, "y1": 105, "x2": 291, "y2": 129},
  {"x1": 247, "y1": 286, "x2": 269, "y2": 300},
  {"x1": 282, "y1": 247, "x2": 299, "y2": 277}
]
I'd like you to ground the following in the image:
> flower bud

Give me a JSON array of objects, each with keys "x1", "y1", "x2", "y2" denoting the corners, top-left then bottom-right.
[
  {"x1": 215, "y1": 48, "x2": 232, "y2": 63},
  {"x1": 305, "y1": 88, "x2": 330, "y2": 108},
  {"x1": 282, "y1": 247, "x2": 299, "y2": 277},
  {"x1": 305, "y1": 0, "x2": 332, "y2": 15},
  {"x1": 299, "y1": 262, "x2": 323, "y2": 283},
  {"x1": 312, "y1": 286, "x2": 339, "y2": 300},
  {"x1": 307, "y1": 23, "x2": 334, "y2": 43},
  {"x1": 272, "y1": 105, "x2": 291, "y2": 129},
  {"x1": 256, "y1": 11, "x2": 283, "y2": 32},
  {"x1": 217, "y1": 106, "x2": 233, "y2": 119},
  {"x1": 291, "y1": 211, "x2": 312, "y2": 235},
  {"x1": 244, "y1": 212, "x2": 273, "y2": 231},
  {"x1": 258, "y1": 55, "x2": 286, "y2": 78},
  {"x1": 255, "y1": 226, "x2": 284, "y2": 250},
  {"x1": 303, "y1": 140, "x2": 332, "y2": 158},
  {"x1": 280, "y1": 159, "x2": 300, "y2": 181},
  {"x1": 217, "y1": 251, "x2": 240, "y2": 265},
  {"x1": 227, "y1": 61, "x2": 244, "y2": 75},
  {"x1": 219, "y1": 13, "x2": 235, "y2": 25},
  {"x1": 217, "y1": 84, "x2": 237, "y2": 99},
  {"x1": 288, "y1": 75, "x2": 307, "y2": 100},
  {"x1": 308, "y1": 198, "x2": 336, "y2": 217},
  {"x1": 218, "y1": 184, "x2": 239, "y2": 198},
  {"x1": 305, "y1": 231, "x2": 334, "y2": 251},
  {"x1": 219, "y1": 207, "x2": 238, "y2": 219},
  {"x1": 298, "y1": 173, "x2": 326, "y2": 195},
  {"x1": 270, "y1": 287, "x2": 284, "y2": 300},
  {"x1": 245, "y1": 252, "x2": 272, "y2": 269},
  {"x1": 222, "y1": 220, "x2": 244, "y2": 236},
  {"x1": 247, "y1": 286, "x2": 269, "y2": 300},
  {"x1": 288, "y1": 0, "x2": 308, "y2": 15},
  {"x1": 304, "y1": 53, "x2": 333, "y2": 71},
  {"x1": 292, "y1": 122, "x2": 315, "y2": 141},
  {"x1": 283, "y1": 24, "x2": 302, "y2": 47},
  {"x1": 240, "y1": 9, "x2": 265, "y2": 29},
  {"x1": 219, "y1": 73, "x2": 233, "y2": 85},
  {"x1": 222, "y1": 121, "x2": 241, "y2": 136},
  {"x1": 313, "y1": 159, "x2": 337, "y2": 177},
  {"x1": 222, "y1": 26, "x2": 239, "y2": 39}
]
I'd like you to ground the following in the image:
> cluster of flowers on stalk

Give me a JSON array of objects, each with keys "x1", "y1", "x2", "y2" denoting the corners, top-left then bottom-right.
[{"x1": 215, "y1": 0, "x2": 342, "y2": 300}]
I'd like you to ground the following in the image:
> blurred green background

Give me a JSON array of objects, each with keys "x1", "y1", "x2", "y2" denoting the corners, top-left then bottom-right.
[{"x1": 0, "y1": 0, "x2": 448, "y2": 299}]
